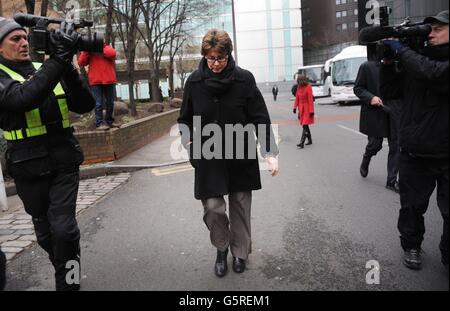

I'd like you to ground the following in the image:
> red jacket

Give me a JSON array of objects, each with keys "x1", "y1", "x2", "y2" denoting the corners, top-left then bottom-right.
[
  {"x1": 78, "y1": 44, "x2": 117, "y2": 85},
  {"x1": 294, "y1": 84, "x2": 315, "y2": 125}
]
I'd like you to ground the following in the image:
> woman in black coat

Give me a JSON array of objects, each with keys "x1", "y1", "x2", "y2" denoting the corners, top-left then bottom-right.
[{"x1": 178, "y1": 29, "x2": 279, "y2": 277}]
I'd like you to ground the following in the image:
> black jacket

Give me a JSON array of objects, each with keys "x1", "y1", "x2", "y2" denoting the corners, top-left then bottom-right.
[
  {"x1": 178, "y1": 58, "x2": 278, "y2": 200},
  {"x1": 0, "y1": 56, "x2": 95, "y2": 179},
  {"x1": 380, "y1": 45, "x2": 449, "y2": 159},
  {"x1": 354, "y1": 61, "x2": 390, "y2": 138}
]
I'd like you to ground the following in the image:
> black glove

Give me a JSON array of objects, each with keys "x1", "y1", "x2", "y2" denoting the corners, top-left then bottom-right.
[
  {"x1": 293, "y1": 108, "x2": 297, "y2": 114},
  {"x1": 50, "y1": 21, "x2": 79, "y2": 64},
  {"x1": 310, "y1": 112, "x2": 315, "y2": 117}
]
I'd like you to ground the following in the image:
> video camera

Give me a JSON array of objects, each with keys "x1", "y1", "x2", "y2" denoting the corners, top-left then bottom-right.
[
  {"x1": 13, "y1": 13, "x2": 104, "y2": 54},
  {"x1": 359, "y1": 6, "x2": 432, "y2": 61}
]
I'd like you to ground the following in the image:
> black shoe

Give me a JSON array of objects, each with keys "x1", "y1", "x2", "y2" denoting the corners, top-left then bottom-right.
[
  {"x1": 232, "y1": 256, "x2": 246, "y2": 273},
  {"x1": 214, "y1": 249, "x2": 228, "y2": 277},
  {"x1": 360, "y1": 155, "x2": 371, "y2": 178},
  {"x1": 305, "y1": 133, "x2": 312, "y2": 145},
  {"x1": 297, "y1": 133, "x2": 307, "y2": 149},
  {"x1": 403, "y1": 249, "x2": 422, "y2": 270},
  {"x1": 386, "y1": 181, "x2": 400, "y2": 193}
]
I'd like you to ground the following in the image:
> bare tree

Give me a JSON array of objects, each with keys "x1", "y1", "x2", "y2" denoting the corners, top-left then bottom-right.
[
  {"x1": 176, "y1": 42, "x2": 197, "y2": 90},
  {"x1": 104, "y1": 0, "x2": 113, "y2": 44},
  {"x1": 93, "y1": 0, "x2": 141, "y2": 116},
  {"x1": 137, "y1": 0, "x2": 175, "y2": 103},
  {"x1": 40, "y1": 0, "x2": 48, "y2": 16},
  {"x1": 24, "y1": 0, "x2": 35, "y2": 14},
  {"x1": 167, "y1": 0, "x2": 230, "y2": 96}
]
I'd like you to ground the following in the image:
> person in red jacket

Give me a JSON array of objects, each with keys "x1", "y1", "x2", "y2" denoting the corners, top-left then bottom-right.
[
  {"x1": 293, "y1": 75, "x2": 315, "y2": 149},
  {"x1": 78, "y1": 43, "x2": 119, "y2": 130}
]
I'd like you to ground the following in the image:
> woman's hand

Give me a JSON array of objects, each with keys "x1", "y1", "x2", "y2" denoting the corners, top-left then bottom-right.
[{"x1": 265, "y1": 156, "x2": 279, "y2": 177}]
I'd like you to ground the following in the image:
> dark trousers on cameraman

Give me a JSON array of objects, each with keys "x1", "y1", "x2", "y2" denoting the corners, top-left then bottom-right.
[
  {"x1": 398, "y1": 152, "x2": 449, "y2": 265},
  {"x1": 15, "y1": 169, "x2": 81, "y2": 291}
]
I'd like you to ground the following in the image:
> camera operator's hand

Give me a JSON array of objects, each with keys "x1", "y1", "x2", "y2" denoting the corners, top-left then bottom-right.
[
  {"x1": 50, "y1": 21, "x2": 79, "y2": 64},
  {"x1": 382, "y1": 39, "x2": 404, "y2": 57}
]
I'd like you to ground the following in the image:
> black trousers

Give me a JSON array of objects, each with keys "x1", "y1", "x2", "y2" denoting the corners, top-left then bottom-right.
[
  {"x1": 364, "y1": 103, "x2": 401, "y2": 184},
  {"x1": 15, "y1": 169, "x2": 81, "y2": 291},
  {"x1": 398, "y1": 153, "x2": 449, "y2": 264},
  {"x1": 365, "y1": 135, "x2": 399, "y2": 184},
  {"x1": 302, "y1": 125, "x2": 311, "y2": 135}
]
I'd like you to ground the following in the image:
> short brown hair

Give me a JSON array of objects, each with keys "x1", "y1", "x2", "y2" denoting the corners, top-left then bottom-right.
[
  {"x1": 297, "y1": 75, "x2": 310, "y2": 87},
  {"x1": 201, "y1": 29, "x2": 233, "y2": 56}
]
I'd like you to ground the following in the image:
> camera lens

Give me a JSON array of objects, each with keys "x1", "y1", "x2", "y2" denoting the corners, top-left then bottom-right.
[{"x1": 78, "y1": 32, "x2": 104, "y2": 53}]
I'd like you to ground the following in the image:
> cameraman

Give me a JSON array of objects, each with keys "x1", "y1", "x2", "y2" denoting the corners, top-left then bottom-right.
[
  {"x1": 0, "y1": 17, "x2": 95, "y2": 290},
  {"x1": 380, "y1": 11, "x2": 449, "y2": 271}
]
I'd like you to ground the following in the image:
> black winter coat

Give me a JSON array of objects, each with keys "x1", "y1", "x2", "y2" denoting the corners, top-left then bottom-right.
[
  {"x1": 380, "y1": 45, "x2": 449, "y2": 158},
  {"x1": 354, "y1": 61, "x2": 390, "y2": 138},
  {"x1": 178, "y1": 58, "x2": 278, "y2": 200},
  {"x1": 0, "y1": 57, "x2": 95, "y2": 180}
]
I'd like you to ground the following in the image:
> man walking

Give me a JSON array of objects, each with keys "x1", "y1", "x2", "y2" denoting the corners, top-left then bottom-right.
[
  {"x1": 354, "y1": 60, "x2": 400, "y2": 192},
  {"x1": 272, "y1": 85, "x2": 279, "y2": 101}
]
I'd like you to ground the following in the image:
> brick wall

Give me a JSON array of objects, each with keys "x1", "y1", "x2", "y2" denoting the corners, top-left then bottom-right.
[{"x1": 76, "y1": 109, "x2": 180, "y2": 164}]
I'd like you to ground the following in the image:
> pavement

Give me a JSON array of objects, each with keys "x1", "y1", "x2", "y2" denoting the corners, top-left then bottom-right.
[{"x1": 1, "y1": 131, "x2": 187, "y2": 262}]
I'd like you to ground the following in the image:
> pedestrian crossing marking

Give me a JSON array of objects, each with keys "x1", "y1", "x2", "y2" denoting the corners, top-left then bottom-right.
[{"x1": 152, "y1": 164, "x2": 193, "y2": 176}]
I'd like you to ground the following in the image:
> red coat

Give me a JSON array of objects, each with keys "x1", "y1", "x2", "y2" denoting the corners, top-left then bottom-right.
[
  {"x1": 78, "y1": 44, "x2": 117, "y2": 85},
  {"x1": 294, "y1": 84, "x2": 315, "y2": 125}
]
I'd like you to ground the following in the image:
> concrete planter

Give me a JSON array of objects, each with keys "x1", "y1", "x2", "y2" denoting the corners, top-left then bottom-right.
[{"x1": 75, "y1": 109, "x2": 180, "y2": 164}]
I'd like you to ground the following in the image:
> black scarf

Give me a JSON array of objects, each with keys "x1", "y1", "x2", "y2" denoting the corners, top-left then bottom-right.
[
  {"x1": 199, "y1": 55, "x2": 236, "y2": 97},
  {"x1": 0, "y1": 55, "x2": 35, "y2": 78}
]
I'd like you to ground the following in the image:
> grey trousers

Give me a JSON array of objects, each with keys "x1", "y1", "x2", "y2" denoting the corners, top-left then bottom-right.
[{"x1": 202, "y1": 192, "x2": 252, "y2": 260}]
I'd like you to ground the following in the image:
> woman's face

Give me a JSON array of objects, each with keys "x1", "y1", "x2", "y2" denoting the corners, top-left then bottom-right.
[{"x1": 205, "y1": 49, "x2": 228, "y2": 74}]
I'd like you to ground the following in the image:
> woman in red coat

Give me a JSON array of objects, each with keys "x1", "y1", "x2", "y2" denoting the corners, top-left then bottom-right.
[{"x1": 293, "y1": 75, "x2": 315, "y2": 148}]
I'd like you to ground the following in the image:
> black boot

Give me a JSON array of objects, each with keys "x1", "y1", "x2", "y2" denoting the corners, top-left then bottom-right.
[
  {"x1": 305, "y1": 132, "x2": 313, "y2": 145},
  {"x1": 360, "y1": 154, "x2": 371, "y2": 178},
  {"x1": 232, "y1": 256, "x2": 246, "y2": 273},
  {"x1": 214, "y1": 249, "x2": 228, "y2": 277},
  {"x1": 297, "y1": 132, "x2": 307, "y2": 149}
]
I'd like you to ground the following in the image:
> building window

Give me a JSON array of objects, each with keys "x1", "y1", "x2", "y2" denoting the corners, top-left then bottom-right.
[
  {"x1": 342, "y1": 23, "x2": 348, "y2": 30},
  {"x1": 342, "y1": 11, "x2": 347, "y2": 17},
  {"x1": 336, "y1": 11, "x2": 342, "y2": 18},
  {"x1": 336, "y1": 24, "x2": 342, "y2": 31},
  {"x1": 354, "y1": 9, "x2": 358, "y2": 15},
  {"x1": 355, "y1": 21, "x2": 359, "y2": 28},
  {"x1": 342, "y1": 0, "x2": 347, "y2": 4},
  {"x1": 336, "y1": 0, "x2": 341, "y2": 5}
]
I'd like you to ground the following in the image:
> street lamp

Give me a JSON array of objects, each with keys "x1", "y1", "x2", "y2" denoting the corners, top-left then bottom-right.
[{"x1": 231, "y1": 0, "x2": 238, "y2": 65}]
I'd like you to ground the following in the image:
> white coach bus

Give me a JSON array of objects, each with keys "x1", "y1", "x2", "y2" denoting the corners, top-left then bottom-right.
[{"x1": 330, "y1": 45, "x2": 367, "y2": 104}]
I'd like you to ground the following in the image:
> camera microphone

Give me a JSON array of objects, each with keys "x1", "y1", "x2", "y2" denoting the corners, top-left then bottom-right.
[
  {"x1": 14, "y1": 13, "x2": 64, "y2": 27},
  {"x1": 359, "y1": 26, "x2": 397, "y2": 44}
]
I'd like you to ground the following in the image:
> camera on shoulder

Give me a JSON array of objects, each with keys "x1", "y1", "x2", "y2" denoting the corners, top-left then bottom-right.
[
  {"x1": 13, "y1": 13, "x2": 103, "y2": 55},
  {"x1": 359, "y1": 6, "x2": 431, "y2": 61}
]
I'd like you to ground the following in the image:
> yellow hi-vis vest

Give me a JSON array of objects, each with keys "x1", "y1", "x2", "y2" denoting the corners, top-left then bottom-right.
[{"x1": 0, "y1": 62, "x2": 69, "y2": 141}]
